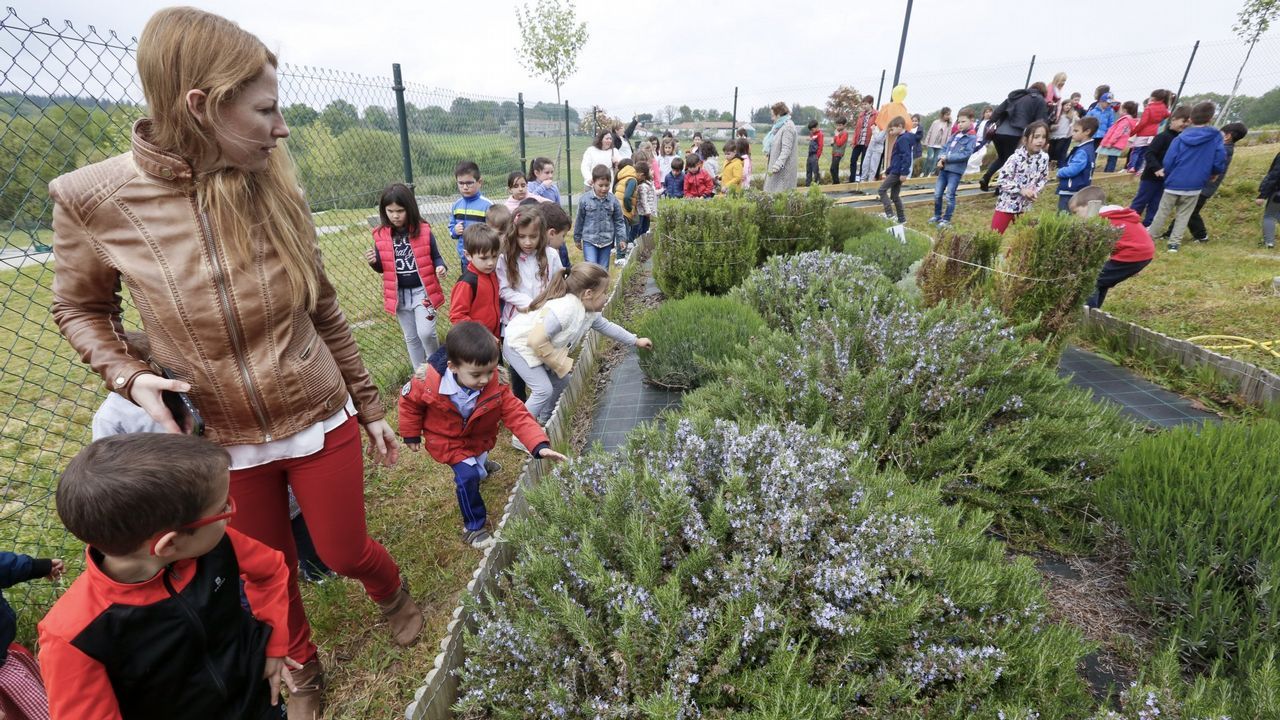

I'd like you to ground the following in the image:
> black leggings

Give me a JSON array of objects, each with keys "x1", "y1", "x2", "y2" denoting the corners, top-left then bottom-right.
[{"x1": 981, "y1": 134, "x2": 1021, "y2": 185}]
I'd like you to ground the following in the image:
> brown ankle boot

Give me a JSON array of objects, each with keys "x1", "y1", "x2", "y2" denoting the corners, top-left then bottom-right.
[
  {"x1": 286, "y1": 657, "x2": 325, "y2": 720},
  {"x1": 376, "y1": 582, "x2": 424, "y2": 647}
]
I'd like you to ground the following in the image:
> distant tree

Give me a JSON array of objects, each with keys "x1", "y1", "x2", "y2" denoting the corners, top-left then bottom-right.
[
  {"x1": 690, "y1": 109, "x2": 705, "y2": 122},
  {"x1": 1243, "y1": 86, "x2": 1280, "y2": 126},
  {"x1": 750, "y1": 106, "x2": 772, "y2": 124},
  {"x1": 1222, "y1": 0, "x2": 1280, "y2": 125},
  {"x1": 515, "y1": 0, "x2": 589, "y2": 104},
  {"x1": 705, "y1": 109, "x2": 719, "y2": 122},
  {"x1": 363, "y1": 105, "x2": 395, "y2": 132},
  {"x1": 578, "y1": 106, "x2": 622, "y2": 135},
  {"x1": 719, "y1": 111, "x2": 734, "y2": 122},
  {"x1": 1180, "y1": 91, "x2": 1253, "y2": 123},
  {"x1": 282, "y1": 103, "x2": 318, "y2": 128},
  {"x1": 661, "y1": 105, "x2": 676, "y2": 124},
  {"x1": 825, "y1": 85, "x2": 862, "y2": 121},
  {"x1": 319, "y1": 99, "x2": 359, "y2": 136},
  {"x1": 636, "y1": 113, "x2": 654, "y2": 123},
  {"x1": 677, "y1": 105, "x2": 693, "y2": 123}
]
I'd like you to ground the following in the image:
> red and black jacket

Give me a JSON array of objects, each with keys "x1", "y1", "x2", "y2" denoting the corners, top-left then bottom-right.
[
  {"x1": 38, "y1": 528, "x2": 290, "y2": 720},
  {"x1": 399, "y1": 347, "x2": 550, "y2": 465},
  {"x1": 448, "y1": 269, "x2": 501, "y2": 338}
]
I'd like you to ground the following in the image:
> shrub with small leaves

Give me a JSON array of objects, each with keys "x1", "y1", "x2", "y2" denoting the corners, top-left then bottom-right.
[
  {"x1": 1087, "y1": 642, "x2": 1280, "y2": 720},
  {"x1": 682, "y1": 297, "x2": 1138, "y2": 549},
  {"x1": 746, "y1": 185, "x2": 833, "y2": 259},
  {"x1": 843, "y1": 227, "x2": 932, "y2": 282},
  {"x1": 457, "y1": 420, "x2": 1093, "y2": 719},
  {"x1": 730, "y1": 250, "x2": 894, "y2": 333},
  {"x1": 634, "y1": 294, "x2": 765, "y2": 389},
  {"x1": 915, "y1": 226, "x2": 1003, "y2": 307},
  {"x1": 653, "y1": 196, "x2": 760, "y2": 298},
  {"x1": 1097, "y1": 420, "x2": 1280, "y2": 675},
  {"x1": 992, "y1": 211, "x2": 1117, "y2": 356},
  {"x1": 828, "y1": 205, "x2": 890, "y2": 248}
]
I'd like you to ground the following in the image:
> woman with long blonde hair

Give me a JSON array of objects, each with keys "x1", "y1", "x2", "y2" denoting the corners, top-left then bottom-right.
[{"x1": 48, "y1": 8, "x2": 419, "y2": 717}]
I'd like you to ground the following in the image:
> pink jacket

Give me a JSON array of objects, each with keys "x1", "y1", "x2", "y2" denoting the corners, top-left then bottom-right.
[{"x1": 1101, "y1": 115, "x2": 1137, "y2": 151}]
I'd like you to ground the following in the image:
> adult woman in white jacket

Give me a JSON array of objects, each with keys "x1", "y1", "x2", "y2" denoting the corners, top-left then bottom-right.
[
  {"x1": 580, "y1": 130, "x2": 620, "y2": 189},
  {"x1": 763, "y1": 102, "x2": 798, "y2": 193}
]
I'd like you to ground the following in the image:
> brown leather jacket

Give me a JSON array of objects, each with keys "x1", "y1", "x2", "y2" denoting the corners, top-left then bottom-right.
[{"x1": 50, "y1": 120, "x2": 385, "y2": 446}]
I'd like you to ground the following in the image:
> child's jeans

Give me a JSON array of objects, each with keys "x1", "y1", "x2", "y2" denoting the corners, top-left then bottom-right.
[
  {"x1": 395, "y1": 286, "x2": 439, "y2": 369},
  {"x1": 805, "y1": 153, "x2": 821, "y2": 185},
  {"x1": 504, "y1": 342, "x2": 570, "y2": 424},
  {"x1": 1148, "y1": 191, "x2": 1200, "y2": 244},
  {"x1": 830, "y1": 153, "x2": 844, "y2": 184},
  {"x1": 1103, "y1": 154, "x2": 1120, "y2": 173},
  {"x1": 557, "y1": 243, "x2": 570, "y2": 269},
  {"x1": 923, "y1": 146, "x2": 940, "y2": 176},
  {"x1": 582, "y1": 242, "x2": 613, "y2": 267},
  {"x1": 1184, "y1": 194, "x2": 1212, "y2": 241},
  {"x1": 1087, "y1": 258, "x2": 1151, "y2": 308},
  {"x1": 1057, "y1": 193, "x2": 1074, "y2": 211},
  {"x1": 1130, "y1": 179, "x2": 1164, "y2": 225},
  {"x1": 932, "y1": 170, "x2": 962, "y2": 221},
  {"x1": 1127, "y1": 145, "x2": 1147, "y2": 172},
  {"x1": 879, "y1": 174, "x2": 905, "y2": 221},
  {"x1": 847, "y1": 144, "x2": 867, "y2": 182},
  {"x1": 1264, "y1": 197, "x2": 1280, "y2": 247},
  {"x1": 451, "y1": 460, "x2": 491, "y2": 532}
]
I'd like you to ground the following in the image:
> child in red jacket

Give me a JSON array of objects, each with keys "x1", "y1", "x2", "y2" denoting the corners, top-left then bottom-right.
[
  {"x1": 399, "y1": 322, "x2": 567, "y2": 548},
  {"x1": 1069, "y1": 186, "x2": 1154, "y2": 309},
  {"x1": 449, "y1": 225, "x2": 503, "y2": 338},
  {"x1": 682, "y1": 154, "x2": 715, "y2": 198},
  {"x1": 39, "y1": 433, "x2": 296, "y2": 720}
]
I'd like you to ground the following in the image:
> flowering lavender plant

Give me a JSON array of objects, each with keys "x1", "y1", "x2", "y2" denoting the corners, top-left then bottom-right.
[
  {"x1": 730, "y1": 250, "x2": 894, "y2": 334},
  {"x1": 457, "y1": 421, "x2": 1091, "y2": 718}
]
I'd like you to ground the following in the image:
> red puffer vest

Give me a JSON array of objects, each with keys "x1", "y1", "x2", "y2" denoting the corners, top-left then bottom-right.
[{"x1": 373, "y1": 225, "x2": 446, "y2": 313}]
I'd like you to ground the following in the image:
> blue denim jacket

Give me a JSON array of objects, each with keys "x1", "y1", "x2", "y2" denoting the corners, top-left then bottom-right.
[
  {"x1": 574, "y1": 191, "x2": 628, "y2": 248},
  {"x1": 940, "y1": 132, "x2": 976, "y2": 174}
]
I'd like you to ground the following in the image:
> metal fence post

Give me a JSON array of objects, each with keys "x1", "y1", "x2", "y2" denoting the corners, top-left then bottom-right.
[
  {"x1": 876, "y1": 69, "x2": 886, "y2": 107},
  {"x1": 391, "y1": 63, "x2": 413, "y2": 187},
  {"x1": 565, "y1": 100, "x2": 573, "y2": 217},
  {"x1": 1176, "y1": 40, "x2": 1200, "y2": 104},
  {"x1": 517, "y1": 92, "x2": 527, "y2": 174},
  {"x1": 732, "y1": 86, "x2": 738, "y2": 131},
  {"x1": 1024, "y1": 54, "x2": 1036, "y2": 88},
  {"x1": 892, "y1": 0, "x2": 913, "y2": 87}
]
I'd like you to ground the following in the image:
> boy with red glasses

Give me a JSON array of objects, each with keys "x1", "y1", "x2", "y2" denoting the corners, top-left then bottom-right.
[{"x1": 39, "y1": 433, "x2": 298, "y2": 719}]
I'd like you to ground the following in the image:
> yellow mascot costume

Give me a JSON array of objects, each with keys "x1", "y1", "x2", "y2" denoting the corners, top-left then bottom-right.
[{"x1": 875, "y1": 84, "x2": 913, "y2": 132}]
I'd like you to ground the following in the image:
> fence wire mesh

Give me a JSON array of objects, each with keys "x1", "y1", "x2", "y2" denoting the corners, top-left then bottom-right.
[{"x1": 3, "y1": 3, "x2": 1280, "y2": 642}]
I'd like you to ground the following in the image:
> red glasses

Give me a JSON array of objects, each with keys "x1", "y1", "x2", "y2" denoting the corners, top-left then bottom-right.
[{"x1": 181, "y1": 495, "x2": 236, "y2": 530}]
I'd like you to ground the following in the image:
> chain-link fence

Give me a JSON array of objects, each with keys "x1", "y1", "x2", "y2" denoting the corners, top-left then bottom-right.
[
  {"x1": 4, "y1": 4, "x2": 1280, "y2": 635},
  {"x1": 0, "y1": 7, "x2": 586, "y2": 631}
]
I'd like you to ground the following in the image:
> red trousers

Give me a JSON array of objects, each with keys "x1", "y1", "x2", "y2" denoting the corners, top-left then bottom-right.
[
  {"x1": 991, "y1": 210, "x2": 1020, "y2": 234},
  {"x1": 229, "y1": 417, "x2": 402, "y2": 663}
]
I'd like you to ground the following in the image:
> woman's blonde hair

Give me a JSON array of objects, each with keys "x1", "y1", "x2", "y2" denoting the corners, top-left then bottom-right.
[{"x1": 138, "y1": 7, "x2": 319, "y2": 310}]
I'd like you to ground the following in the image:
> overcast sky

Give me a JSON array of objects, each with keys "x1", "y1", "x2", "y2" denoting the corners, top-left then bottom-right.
[{"x1": 23, "y1": 1, "x2": 1279, "y2": 117}]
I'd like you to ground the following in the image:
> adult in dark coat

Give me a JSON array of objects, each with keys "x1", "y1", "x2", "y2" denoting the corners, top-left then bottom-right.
[{"x1": 980, "y1": 82, "x2": 1050, "y2": 191}]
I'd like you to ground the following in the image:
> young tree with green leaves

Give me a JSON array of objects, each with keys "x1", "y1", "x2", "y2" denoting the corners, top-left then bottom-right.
[
  {"x1": 514, "y1": 0, "x2": 588, "y2": 105},
  {"x1": 1221, "y1": 0, "x2": 1280, "y2": 126}
]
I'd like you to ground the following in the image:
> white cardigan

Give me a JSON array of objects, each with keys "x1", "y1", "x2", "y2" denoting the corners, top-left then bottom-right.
[{"x1": 580, "y1": 146, "x2": 619, "y2": 189}]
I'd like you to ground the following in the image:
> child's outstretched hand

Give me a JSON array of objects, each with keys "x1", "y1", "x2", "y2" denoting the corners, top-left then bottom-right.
[
  {"x1": 47, "y1": 559, "x2": 65, "y2": 581},
  {"x1": 537, "y1": 447, "x2": 568, "y2": 463},
  {"x1": 635, "y1": 338, "x2": 654, "y2": 350},
  {"x1": 363, "y1": 247, "x2": 377, "y2": 264},
  {"x1": 1257, "y1": 198, "x2": 1267, "y2": 206},
  {"x1": 403, "y1": 439, "x2": 421, "y2": 453},
  {"x1": 436, "y1": 265, "x2": 447, "y2": 279},
  {"x1": 264, "y1": 656, "x2": 302, "y2": 706}
]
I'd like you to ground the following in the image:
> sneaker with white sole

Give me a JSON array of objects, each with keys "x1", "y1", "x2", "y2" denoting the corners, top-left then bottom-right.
[
  {"x1": 927, "y1": 216, "x2": 940, "y2": 225},
  {"x1": 1167, "y1": 242, "x2": 1180, "y2": 253},
  {"x1": 938, "y1": 220, "x2": 952, "y2": 228},
  {"x1": 464, "y1": 528, "x2": 496, "y2": 549},
  {"x1": 483, "y1": 459, "x2": 502, "y2": 475}
]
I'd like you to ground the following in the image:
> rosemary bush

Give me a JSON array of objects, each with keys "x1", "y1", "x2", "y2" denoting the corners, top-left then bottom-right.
[
  {"x1": 729, "y1": 250, "x2": 894, "y2": 334},
  {"x1": 457, "y1": 420, "x2": 1093, "y2": 719},
  {"x1": 1096, "y1": 420, "x2": 1280, "y2": 674},
  {"x1": 842, "y1": 228, "x2": 932, "y2": 283},
  {"x1": 915, "y1": 227, "x2": 1003, "y2": 307},
  {"x1": 992, "y1": 211, "x2": 1117, "y2": 356},
  {"x1": 683, "y1": 297, "x2": 1137, "y2": 549},
  {"x1": 634, "y1": 295, "x2": 765, "y2": 389},
  {"x1": 746, "y1": 185, "x2": 833, "y2": 259},
  {"x1": 828, "y1": 205, "x2": 890, "y2": 247},
  {"x1": 653, "y1": 196, "x2": 760, "y2": 298}
]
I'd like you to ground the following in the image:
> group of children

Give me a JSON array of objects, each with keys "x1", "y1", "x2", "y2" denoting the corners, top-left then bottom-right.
[{"x1": 0, "y1": 156, "x2": 661, "y2": 718}]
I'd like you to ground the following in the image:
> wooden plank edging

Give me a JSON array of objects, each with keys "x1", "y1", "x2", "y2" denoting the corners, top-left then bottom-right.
[
  {"x1": 403, "y1": 234, "x2": 654, "y2": 720},
  {"x1": 1082, "y1": 306, "x2": 1280, "y2": 406}
]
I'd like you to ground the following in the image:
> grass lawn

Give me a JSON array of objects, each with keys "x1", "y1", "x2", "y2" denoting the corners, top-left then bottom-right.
[{"x1": 886, "y1": 142, "x2": 1280, "y2": 377}]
